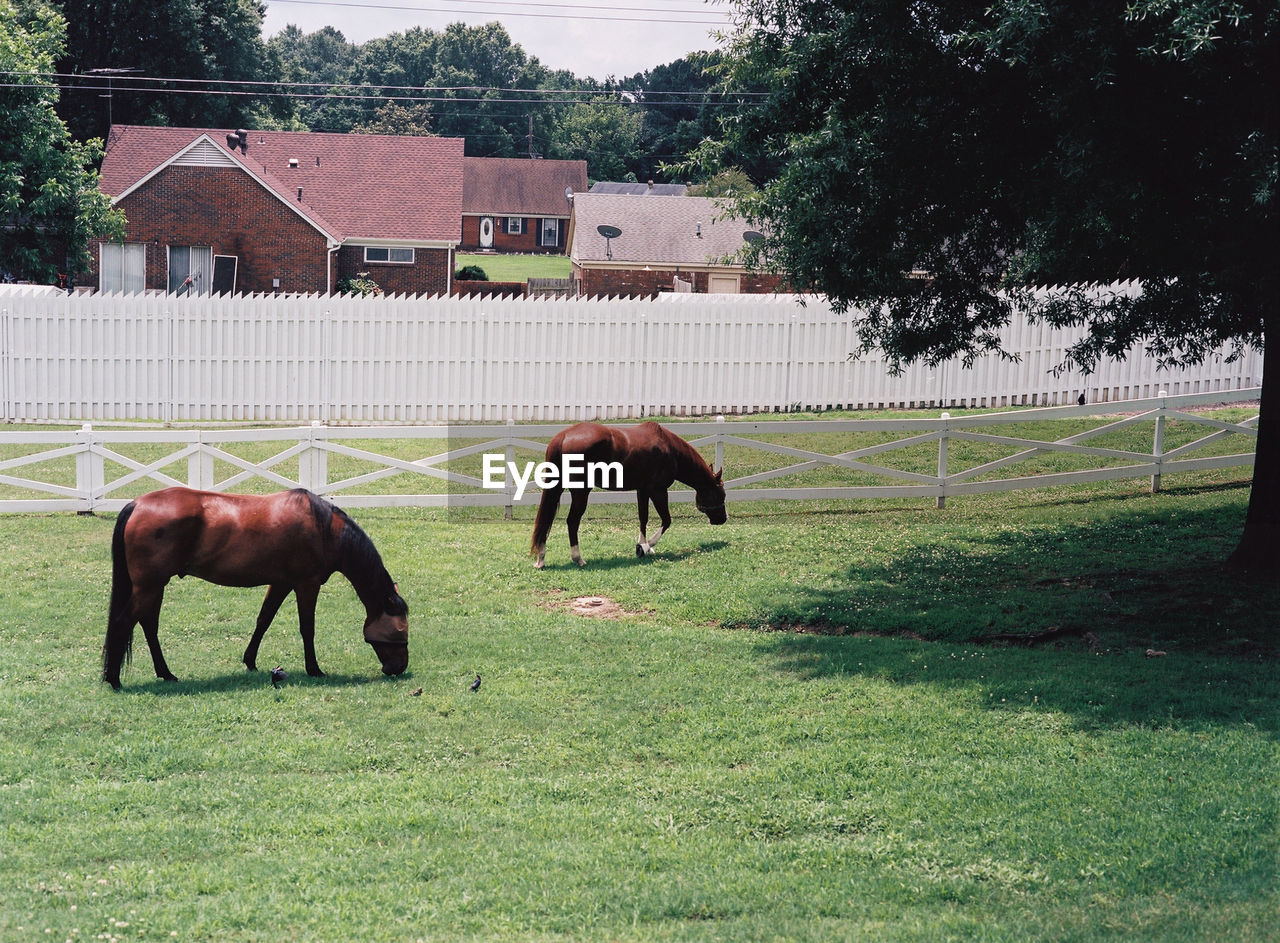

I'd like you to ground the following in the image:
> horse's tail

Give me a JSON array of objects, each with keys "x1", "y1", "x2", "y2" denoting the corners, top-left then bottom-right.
[
  {"x1": 530, "y1": 436, "x2": 563, "y2": 559},
  {"x1": 530, "y1": 483, "x2": 563, "y2": 557},
  {"x1": 103, "y1": 501, "x2": 137, "y2": 687}
]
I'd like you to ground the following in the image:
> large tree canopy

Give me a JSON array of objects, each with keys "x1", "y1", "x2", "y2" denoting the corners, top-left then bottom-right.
[
  {"x1": 1, "y1": 0, "x2": 123, "y2": 283},
  {"x1": 697, "y1": 0, "x2": 1277, "y2": 574}
]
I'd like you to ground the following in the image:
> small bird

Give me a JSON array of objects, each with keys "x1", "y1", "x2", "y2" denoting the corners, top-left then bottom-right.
[
  {"x1": 1077, "y1": 393, "x2": 1086, "y2": 406},
  {"x1": 410, "y1": 687, "x2": 423, "y2": 696},
  {"x1": 469, "y1": 674, "x2": 482, "y2": 692},
  {"x1": 270, "y1": 665, "x2": 288, "y2": 688}
]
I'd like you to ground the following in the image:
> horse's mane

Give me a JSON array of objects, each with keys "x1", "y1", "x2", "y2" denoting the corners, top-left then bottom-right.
[
  {"x1": 292, "y1": 489, "x2": 406, "y2": 615},
  {"x1": 658, "y1": 425, "x2": 717, "y2": 480}
]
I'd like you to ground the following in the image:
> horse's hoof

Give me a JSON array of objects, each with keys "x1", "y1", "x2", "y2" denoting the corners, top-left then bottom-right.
[
  {"x1": 160, "y1": 674, "x2": 179, "y2": 683},
  {"x1": 307, "y1": 667, "x2": 326, "y2": 678},
  {"x1": 534, "y1": 560, "x2": 545, "y2": 569},
  {"x1": 636, "y1": 543, "x2": 644, "y2": 558}
]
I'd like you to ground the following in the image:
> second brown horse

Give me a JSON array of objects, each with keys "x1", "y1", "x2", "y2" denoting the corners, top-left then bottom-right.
[{"x1": 530, "y1": 421, "x2": 726, "y2": 567}]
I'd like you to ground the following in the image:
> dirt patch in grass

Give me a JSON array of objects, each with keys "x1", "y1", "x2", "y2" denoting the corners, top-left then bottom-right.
[{"x1": 541, "y1": 590, "x2": 645, "y2": 619}]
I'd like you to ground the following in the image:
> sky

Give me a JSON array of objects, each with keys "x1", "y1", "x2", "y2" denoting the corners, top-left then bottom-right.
[{"x1": 260, "y1": 0, "x2": 734, "y2": 81}]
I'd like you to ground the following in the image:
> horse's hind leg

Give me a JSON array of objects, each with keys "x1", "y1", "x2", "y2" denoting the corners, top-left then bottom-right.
[
  {"x1": 135, "y1": 584, "x2": 178, "y2": 682},
  {"x1": 294, "y1": 582, "x2": 325, "y2": 677},
  {"x1": 243, "y1": 583, "x2": 291, "y2": 671},
  {"x1": 566, "y1": 489, "x2": 591, "y2": 567}
]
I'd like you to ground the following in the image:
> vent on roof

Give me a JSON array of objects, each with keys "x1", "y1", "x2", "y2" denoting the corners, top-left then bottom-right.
[
  {"x1": 176, "y1": 140, "x2": 238, "y2": 168},
  {"x1": 288, "y1": 158, "x2": 299, "y2": 168}
]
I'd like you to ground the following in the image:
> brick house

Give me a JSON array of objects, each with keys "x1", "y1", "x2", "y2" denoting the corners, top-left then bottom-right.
[
  {"x1": 460, "y1": 156, "x2": 585, "y2": 254},
  {"x1": 567, "y1": 192, "x2": 785, "y2": 298},
  {"x1": 94, "y1": 126, "x2": 464, "y2": 295}
]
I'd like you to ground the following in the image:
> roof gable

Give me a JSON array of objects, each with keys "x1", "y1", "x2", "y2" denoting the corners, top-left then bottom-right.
[{"x1": 101, "y1": 125, "x2": 466, "y2": 244}]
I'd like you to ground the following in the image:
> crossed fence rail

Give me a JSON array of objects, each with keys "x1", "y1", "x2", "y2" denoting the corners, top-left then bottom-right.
[{"x1": 0, "y1": 389, "x2": 1258, "y2": 515}]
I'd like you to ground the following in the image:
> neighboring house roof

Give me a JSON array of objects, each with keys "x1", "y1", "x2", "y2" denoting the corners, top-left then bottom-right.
[
  {"x1": 461, "y1": 156, "x2": 586, "y2": 217},
  {"x1": 100, "y1": 125, "x2": 465, "y2": 245},
  {"x1": 569, "y1": 193, "x2": 761, "y2": 266},
  {"x1": 589, "y1": 181, "x2": 688, "y2": 196}
]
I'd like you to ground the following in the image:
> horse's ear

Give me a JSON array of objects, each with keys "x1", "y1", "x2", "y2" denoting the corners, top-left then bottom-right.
[{"x1": 714, "y1": 468, "x2": 723, "y2": 482}]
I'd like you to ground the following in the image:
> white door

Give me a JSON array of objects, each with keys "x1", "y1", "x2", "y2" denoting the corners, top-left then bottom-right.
[{"x1": 479, "y1": 216, "x2": 494, "y2": 248}]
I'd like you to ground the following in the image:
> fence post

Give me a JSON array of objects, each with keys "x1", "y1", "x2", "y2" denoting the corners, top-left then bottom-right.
[
  {"x1": 504, "y1": 418, "x2": 516, "y2": 520},
  {"x1": 1151, "y1": 390, "x2": 1167, "y2": 493},
  {"x1": 302, "y1": 420, "x2": 328, "y2": 492},
  {"x1": 75, "y1": 423, "x2": 104, "y2": 513},
  {"x1": 187, "y1": 431, "x2": 214, "y2": 489},
  {"x1": 936, "y1": 412, "x2": 950, "y2": 509},
  {"x1": 714, "y1": 414, "x2": 725, "y2": 472}
]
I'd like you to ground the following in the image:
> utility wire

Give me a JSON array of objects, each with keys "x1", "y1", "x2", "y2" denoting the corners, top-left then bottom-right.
[{"x1": 266, "y1": 0, "x2": 731, "y2": 25}]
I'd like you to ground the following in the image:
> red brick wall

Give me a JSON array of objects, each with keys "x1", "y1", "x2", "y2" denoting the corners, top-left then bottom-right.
[
  {"x1": 95, "y1": 166, "x2": 451, "y2": 295},
  {"x1": 460, "y1": 215, "x2": 565, "y2": 253},
  {"x1": 336, "y1": 246, "x2": 452, "y2": 297},
  {"x1": 574, "y1": 265, "x2": 787, "y2": 298}
]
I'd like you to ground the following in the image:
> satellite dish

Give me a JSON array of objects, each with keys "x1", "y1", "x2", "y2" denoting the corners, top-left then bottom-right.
[
  {"x1": 564, "y1": 186, "x2": 574, "y2": 200},
  {"x1": 596, "y1": 224, "x2": 622, "y2": 260},
  {"x1": 743, "y1": 230, "x2": 764, "y2": 243}
]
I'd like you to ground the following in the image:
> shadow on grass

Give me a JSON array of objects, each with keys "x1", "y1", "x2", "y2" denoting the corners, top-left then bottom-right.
[
  {"x1": 118, "y1": 669, "x2": 409, "y2": 696},
  {"x1": 535, "y1": 540, "x2": 730, "y2": 571},
  {"x1": 741, "y1": 499, "x2": 1280, "y2": 731}
]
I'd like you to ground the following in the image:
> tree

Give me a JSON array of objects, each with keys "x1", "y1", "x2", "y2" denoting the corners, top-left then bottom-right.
[
  {"x1": 55, "y1": 0, "x2": 270, "y2": 140},
  {"x1": 1, "y1": 0, "x2": 123, "y2": 283},
  {"x1": 694, "y1": 0, "x2": 1278, "y2": 575}
]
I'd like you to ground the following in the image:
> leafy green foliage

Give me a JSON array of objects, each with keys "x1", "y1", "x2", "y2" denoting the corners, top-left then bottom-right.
[
  {"x1": 55, "y1": 0, "x2": 271, "y2": 140},
  {"x1": 335, "y1": 271, "x2": 381, "y2": 296},
  {"x1": 691, "y1": 0, "x2": 1278, "y2": 572},
  {"x1": 453, "y1": 263, "x2": 488, "y2": 281},
  {"x1": 0, "y1": 0, "x2": 123, "y2": 283}
]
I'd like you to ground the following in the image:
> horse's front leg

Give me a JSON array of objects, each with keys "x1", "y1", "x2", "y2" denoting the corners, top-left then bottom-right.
[
  {"x1": 243, "y1": 583, "x2": 292, "y2": 671},
  {"x1": 135, "y1": 583, "x2": 178, "y2": 682},
  {"x1": 294, "y1": 582, "x2": 325, "y2": 677},
  {"x1": 636, "y1": 488, "x2": 653, "y2": 557},
  {"x1": 641, "y1": 490, "x2": 673, "y2": 555},
  {"x1": 566, "y1": 489, "x2": 591, "y2": 567}
]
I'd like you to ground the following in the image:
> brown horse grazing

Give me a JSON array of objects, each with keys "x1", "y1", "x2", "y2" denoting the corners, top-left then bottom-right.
[
  {"x1": 103, "y1": 487, "x2": 409, "y2": 690},
  {"x1": 530, "y1": 421, "x2": 726, "y2": 568}
]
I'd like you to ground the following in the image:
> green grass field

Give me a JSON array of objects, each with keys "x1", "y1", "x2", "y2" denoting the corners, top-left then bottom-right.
[
  {"x1": 1, "y1": 467, "x2": 1276, "y2": 941},
  {"x1": 455, "y1": 252, "x2": 572, "y2": 283}
]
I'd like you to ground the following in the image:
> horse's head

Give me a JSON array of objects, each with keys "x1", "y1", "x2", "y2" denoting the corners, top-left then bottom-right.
[
  {"x1": 363, "y1": 586, "x2": 409, "y2": 675},
  {"x1": 696, "y1": 469, "x2": 727, "y2": 525}
]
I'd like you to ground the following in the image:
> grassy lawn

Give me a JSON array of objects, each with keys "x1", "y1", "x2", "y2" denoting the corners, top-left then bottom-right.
[
  {"x1": 456, "y1": 252, "x2": 572, "y2": 282},
  {"x1": 1, "y1": 466, "x2": 1276, "y2": 940}
]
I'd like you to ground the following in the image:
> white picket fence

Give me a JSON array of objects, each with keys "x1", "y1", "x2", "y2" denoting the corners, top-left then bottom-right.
[
  {"x1": 0, "y1": 389, "x2": 1258, "y2": 513},
  {"x1": 0, "y1": 286, "x2": 1263, "y2": 423}
]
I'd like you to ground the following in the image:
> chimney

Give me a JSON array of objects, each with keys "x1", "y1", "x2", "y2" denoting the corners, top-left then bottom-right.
[{"x1": 297, "y1": 187, "x2": 303, "y2": 201}]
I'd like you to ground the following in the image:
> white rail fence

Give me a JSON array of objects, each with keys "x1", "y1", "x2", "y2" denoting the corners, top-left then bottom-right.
[
  {"x1": 0, "y1": 389, "x2": 1257, "y2": 514},
  {"x1": 0, "y1": 287, "x2": 1262, "y2": 423}
]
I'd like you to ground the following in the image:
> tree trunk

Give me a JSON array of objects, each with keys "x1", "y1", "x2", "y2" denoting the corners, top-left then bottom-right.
[{"x1": 1226, "y1": 318, "x2": 1278, "y2": 579}]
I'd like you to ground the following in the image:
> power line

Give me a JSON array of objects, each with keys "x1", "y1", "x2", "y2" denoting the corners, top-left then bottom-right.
[{"x1": 266, "y1": 0, "x2": 730, "y2": 25}]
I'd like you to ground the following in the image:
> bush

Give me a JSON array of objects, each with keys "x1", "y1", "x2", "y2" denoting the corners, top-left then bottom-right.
[
  {"x1": 455, "y1": 264, "x2": 489, "y2": 281},
  {"x1": 337, "y1": 272, "x2": 382, "y2": 296}
]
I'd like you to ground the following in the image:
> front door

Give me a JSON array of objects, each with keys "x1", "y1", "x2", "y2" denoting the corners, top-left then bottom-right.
[{"x1": 479, "y1": 216, "x2": 494, "y2": 248}]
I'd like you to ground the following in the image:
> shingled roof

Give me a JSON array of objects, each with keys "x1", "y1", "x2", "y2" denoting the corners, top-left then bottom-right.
[
  {"x1": 569, "y1": 193, "x2": 761, "y2": 266},
  {"x1": 100, "y1": 125, "x2": 465, "y2": 244},
  {"x1": 461, "y1": 156, "x2": 586, "y2": 217}
]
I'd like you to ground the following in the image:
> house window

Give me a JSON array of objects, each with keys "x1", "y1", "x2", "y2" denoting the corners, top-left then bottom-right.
[
  {"x1": 540, "y1": 218, "x2": 560, "y2": 247},
  {"x1": 506, "y1": 217, "x2": 524, "y2": 235},
  {"x1": 364, "y1": 246, "x2": 414, "y2": 264},
  {"x1": 168, "y1": 245, "x2": 212, "y2": 295},
  {"x1": 99, "y1": 243, "x2": 146, "y2": 294}
]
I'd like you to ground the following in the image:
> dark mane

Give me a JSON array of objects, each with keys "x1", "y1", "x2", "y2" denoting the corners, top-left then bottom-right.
[{"x1": 330, "y1": 500, "x2": 407, "y2": 616}]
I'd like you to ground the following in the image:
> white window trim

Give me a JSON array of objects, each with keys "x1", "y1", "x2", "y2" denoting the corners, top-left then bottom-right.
[
  {"x1": 506, "y1": 217, "x2": 524, "y2": 235},
  {"x1": 364, "y1": 246, "x2": 415, "y2": 265},
  {"x1": 540, "y1": 218, "x2": 560, "y2": 247}
]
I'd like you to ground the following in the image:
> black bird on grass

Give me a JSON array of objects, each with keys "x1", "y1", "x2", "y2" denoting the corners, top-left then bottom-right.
[
  {"x1": 270, "y1": 665, "x2": 288, "y2": 688},
  {"x1": 469, "y1": 674, "x2": 482, "y2": 692}
]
